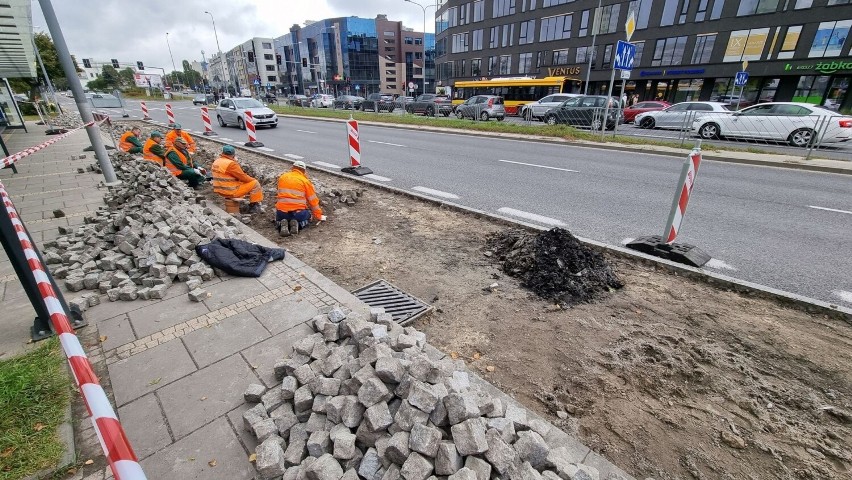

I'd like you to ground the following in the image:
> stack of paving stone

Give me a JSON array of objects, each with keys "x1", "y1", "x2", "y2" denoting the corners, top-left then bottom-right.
[
  {"x1": 243, "y1": 306, "x2": 602, "y2": 480},
  {"x1": 49, "y1": 110, "x2": 84, "y2": 129},
  {"x1": 43, "y1": 153, "x2": 244, "y2": 305}
]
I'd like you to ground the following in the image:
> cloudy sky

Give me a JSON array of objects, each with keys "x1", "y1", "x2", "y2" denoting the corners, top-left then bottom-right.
[{"x1": 31, "y1": 0, "x2": 433, "y2": 72}]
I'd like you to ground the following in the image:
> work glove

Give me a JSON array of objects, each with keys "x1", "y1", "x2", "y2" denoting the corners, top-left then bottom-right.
[{"x1": 320, "y1": 215, "x2": 327, "y2": 221}]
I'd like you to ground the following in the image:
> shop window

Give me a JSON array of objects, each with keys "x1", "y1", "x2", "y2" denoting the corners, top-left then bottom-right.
[
  {"x1": 793, "y1": 75, "x2": 830, "y2": 104},
  {"x1": 758, "y1": 78, "x2": 780, "y2": 102},
  {"x1": 552, "y1": 49, "x2": 570, "y2": 65},
  {"x1": 519, "y1": 53, "x2": 533, "y2": 74},
  {"x1": 540, "y1": 15, "x2": 571, "y2": 42},
  {"x1": 519, "y1": 19, "x2": 536, "y2": 44},
  {"x1": 824, "y1": 77, "x2": 848, "y2": 113},
  {"x1": 777, "y1": 26, "x2": 801, "y2": 59},
  {"x1": 809, "y1": 20, "x2": 852, "y2": 57},
  {"x1": 723, "y1": 28, "x2": 769, "y2": 62},
  {"x1": 692, "y1": 34, "x2": 717, "y2": 63},
  {"x1": 652, "y1": 36, "x2": 688, "y2": 66},
  {"x1": 737, "y1": 0, "x2": 780, "y2": 15},
  {"x1": 628, "y1": 0, "x2": 653, "y2": 29},
  {"x1": 674, "y1": 79, "x2": 704, "y2": 102}
]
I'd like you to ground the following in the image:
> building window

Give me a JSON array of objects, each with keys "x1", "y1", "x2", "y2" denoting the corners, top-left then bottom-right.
[
  {"x1": 794, "y1": 0, "x2": 812, "y2": 7},
  {"x1": 264, "y1": 54, "x2": 274, "y2": 61},
  {"x1": 522, "y1": 0, "x2": 539, "y2": 12},
  {"x1": 540, "y1": 14, "x2": 572, "y2": 41},
  {"x1": 695, "y1": 0, "x2": 709, "y2": 21},
  {"x1": 597, "y1": 3, "x2": 622, "y2": 34},
  {"x1": 652, "y1": 36, "x2": 688, "y2": 66},
  {"x1": 386, "y1": 62, "x2": 396, "y2": 67},
  {"x1": 661, "y1": 0, "x2": 679, "y2": 26},
  {"x1": 678, "y1": 0, "x2": 691, "y2": 23},
  {"x1": 810, "y1": 20, "x2": 852, "y2": 57},
  {"x1": 449, "y1": 7, "x2": 458, "y2": 27},
  {"x1": 384, "y1": 31, "x2": 395, "y2": 36},
  {"x1": 473, "y1": 29, "x2": 484, "y2": 50},
  {"x1": 777, "y1": 25, "x2": 801, "y2": 59},
  {"x1": 490, "y1": 26, "x2": 499, "y2": 48},
  {"x1": 692, "y1": 34, "x2": 717, "y2": 63},
  {"x1": 536, "y1": 50, "x2": 545, "y2": 67},
  {"x1": 452, "y1": 32, "x2": 469, "y2": 53},
  {"x1": 579, "y1": 10, "x2": 589, "y2": 37},
  {"x1": 633, "y1": 41, "x2": 645, "y2": 66},
  {"x1": 414, "y1": 67, "x2": 423, "y2": 74},
  {"x1": 387, "y1": 77, "x2": 397, "y2": 83},
  {"x1": 576, "y1": 46, "x2": 596, "y2": 65},
  {"x1": 502, "y1": 24, "x2": 515, "y2": 47},
  {"x1": 415, "y1": 37, "x2": 423, "y2": 45},
  {"x1": 519, "y1": 19, "x2": 536, "y2": 44},
  {"x1": 628, "y1": 0, "x2": 653, "y2": 29},
  {"x1": 711, "y1": 0, "x2": 726, "y2": 18},
  {"x1": 385, "y1": 39, "x2": 396, "y2": 44},
  {"x1": 494, "y1": 0, "x2": 516, "y2": 18},
  {"x1": 603, "y1": 44, "x2": 613, "y2": 68},
  {"x1": 518, "y1": 52, "x2": 533, "y2": 74},
  {"x1": 471, "y1": 58, "x2": 482, "y2": 76},
  {"x1": 736, "y1": 0, "x2": 780, "y2": 15},
  {"x1": 459, "y1": 2, "x2": 470, "y2": 25},
  {"x1": 474, "y1": 0, "x2": 485, "y2": 22},
  {"x1": 454, "y1": 60, "x2": 466, "y2": 77},
  {"x1": 499, "y1": 54, "x2": 512, "y2": 74},
  {"x1": 415, "y1": 52, "x2": 423, "y2": 59},
  {"x1": 487, "y1": 56, "x2": 497, "y2": 75},
  {"x1": 827, "y1": 0, "x2": 851, "y2": 4},
  {"x1": 386, "y1": 70, "x2": 396, "y2": 75},
  {"x1": 262, "y1": 42, "x2": 272, "y2": 49},
  {"x1": 265, "y1": 65, "x2": 276, "y2": 71},
  {"x1": 552, "y1": 48, "x2": 570, "y2": 65},
  {"x1": 543, "y1": 0, "x2": 570, "y2": 6},
  {"x1": 267, "y1": 75, "x2": 276, "y2": 82},
  {"x1": 723, "y1": 28, "x2": 769, "y2": 61},
  {"x1": 405, "y1": 37, "x2": 413, "y2": 44}
]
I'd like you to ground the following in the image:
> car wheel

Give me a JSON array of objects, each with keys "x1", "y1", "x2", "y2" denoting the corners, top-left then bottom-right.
[
  {"x1": 699, "y1": 122, "x2": 720, "y2": 140},
  {"x1": 217, "y1": 115, "x2": 226, "y2": 127},
  {"x1": 496, "y1": 116, "x2": 504, "y2": 122},
  {"x1": 405, "y1": 106, "x2": 413, "y2": 114},
  {"x1": 388, "y1": 108, "x2": 394, "y2": 114},
  {"x1": 545, "y1": 115, "x2": 557, "y2": 126},
  {"x1": 591, "y1": 118, "x2": 603, "y2": 131},
  {"x1": 479, "y1": 111, "x2": 489, "y2": 121},
  {"x1": 789, "y1": 128, "x2": 815, "y2": 147},
  {"x1": 427, "y1": 107, "x2": 435, "y2": 117},
  {"x1": 456, "y1": 109, "x2": 464, "y2": 119},
  {"x1": 238, "y1": 117, "x2": 245, "y2": 130},
  {"x1": 640, "y1": 117, "x2": 655, "y2": 129}
]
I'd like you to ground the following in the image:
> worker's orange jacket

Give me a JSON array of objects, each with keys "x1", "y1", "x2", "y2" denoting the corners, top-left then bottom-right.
[
  {"x1": 276, "y1": 169, "x2": 322, "y2": 220},
  {"x1": 142, "y1": 138, "x2": 165, "y2": 165},
  {"x1": 164, "y1": 130, "x2": 197, "y2": 153},
  {"x1": 211, "y1": 156, "x2": 256, "y2": 196}
]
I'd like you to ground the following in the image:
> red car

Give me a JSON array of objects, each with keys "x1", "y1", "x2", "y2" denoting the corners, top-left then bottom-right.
[{"x1": 623, "y1": 101, "x2": 671, "y2": 123}]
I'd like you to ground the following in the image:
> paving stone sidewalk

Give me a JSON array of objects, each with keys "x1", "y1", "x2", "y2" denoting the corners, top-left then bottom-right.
[{"x1": 0, "y1": 124, "x2": 633, "y2": 480}]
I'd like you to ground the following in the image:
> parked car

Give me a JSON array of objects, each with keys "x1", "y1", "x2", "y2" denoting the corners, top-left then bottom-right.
[
  {"x1": 394, "y1": 96, "x2": 415, "y2": 108},
  {"x1": 622, "y1": 101, "x2": 671, "y2": 123},
  {"x1": 542, "y1": 95, "x2": 622, "y2": 129},
  {"x1": 405, "y1": 94, "x2": 454, "y2": 116},
  {"x1": 334, "y1": 95, "x2": 364, "y2": 110},
  {"x1": 518, "y1": 93, "x2": 581, "y2": 120},
  {"x1": 361, "y1": 93, "x2": 396, "y2": 113},
  {"x1": 288, "y1": 94, "x2": 310, "y2": 107},
  {"x1": 215, "y1": 97, "x2": 278, "y2": 129},
  {"x1": 692, "y1": 102, "x2": 852, "y2": 147},
  {"x1": 454, "y1": 95, "x2": 506, "y2": 121},
  {"x1": 635, "y1": 101, "x2": 733, "y2": 130},
  {"x1": 311, "y1": 94, "x2": 334, "y2": 108},
  {"x1": 192, "y1": 93, "x2": 213, "y2": 106}
]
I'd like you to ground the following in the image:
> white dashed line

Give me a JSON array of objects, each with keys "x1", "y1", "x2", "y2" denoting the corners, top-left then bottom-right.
[
  {"x1": 368, "y1": 140, "x2": 406, "y2": 147},
  {"x1": 313, "y1": 161, "x2": 342, "y2": 169},
  {"x1": 296, "y1": 129, "x2": 317, "y2": 134},
  {"x1": 497, "y1": 207, "x2": 566, "y2": 227},
  {"x1": 364, "y1": 174, "x2": 392, "y2": 182},
  {"x1": 284, "y1": 154, "x2": 305, "y2": 160},
  {"x1": 809, "y1": 205, "x2": 852, "y2": 215},
  {"x1": 832, "y1": 290, "x2": 852, "y2": 303},
  {"x1": 412, "y1": 186, "x2": 460, "y2": 200},
  {"x1": 498, "y1": 159, "x2": 579, "y2": 173},
  {"x1": 220, "y1": 138, "x2": 234, "y2": 142},
  {"x1": 257, "y1": 147, "x2": 275, "y2": 152},
  {"x1": 704, "y1": 258, "x2": 737, "y2": 271}
]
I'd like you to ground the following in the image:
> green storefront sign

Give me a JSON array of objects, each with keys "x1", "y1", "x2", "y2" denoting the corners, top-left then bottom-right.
[{"x1": 785, "y1": 60, "x2": 852, "y2": 74}]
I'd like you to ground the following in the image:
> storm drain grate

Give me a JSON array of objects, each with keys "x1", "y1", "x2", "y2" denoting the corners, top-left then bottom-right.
[{"x1": 352, "y1": 279, "x2": 432, "y2": 326}]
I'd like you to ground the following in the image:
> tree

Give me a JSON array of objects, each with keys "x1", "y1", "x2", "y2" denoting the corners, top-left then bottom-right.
[
  {"x1": 118, "y1": 67, "x2": 136, "y2": 88},
  {"x1": 86, "y1": 65, "x2": 119, "y2": 91},
  {"x1": 181, "y1": 59, "x2": 202, "y2": 89},
  {"x1": 8, "y1": 32, "x2": 80, "y2": 97}
]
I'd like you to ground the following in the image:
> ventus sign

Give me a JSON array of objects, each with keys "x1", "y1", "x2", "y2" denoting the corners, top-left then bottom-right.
[{"x1": 547, "y1": 67, "x2": 582, "y2": 76}]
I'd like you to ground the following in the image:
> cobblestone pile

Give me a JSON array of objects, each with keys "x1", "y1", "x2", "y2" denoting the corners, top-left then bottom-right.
[
  {"x1": 243, "y1": 306, "x2": 602, "y2": 480},
  {"x1": 43, "y1": 153, "x2": 244, "y2": 306}
]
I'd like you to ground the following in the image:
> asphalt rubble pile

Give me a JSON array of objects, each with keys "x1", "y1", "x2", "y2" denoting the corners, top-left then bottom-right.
[
  {"x1": 42, "y1": 151, "x2": 244, "y2": 307},
  {"x1": 243, "y1": 305, "x2": 603, "y2": 480},
  {"x1": 485, "y1": 228, "x2": 623, "y2": 306}
]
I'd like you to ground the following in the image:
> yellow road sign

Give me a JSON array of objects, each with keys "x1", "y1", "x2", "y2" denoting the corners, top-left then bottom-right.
[{"x1": 625, "y1": 11, "x2": 636, "y2": 41}]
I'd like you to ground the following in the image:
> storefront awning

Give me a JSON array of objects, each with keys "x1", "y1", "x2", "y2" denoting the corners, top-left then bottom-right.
[{"x1": 0, "y1": 0, "x2": 36, "y2": 78}]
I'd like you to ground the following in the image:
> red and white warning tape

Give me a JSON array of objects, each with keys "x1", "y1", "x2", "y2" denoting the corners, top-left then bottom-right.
[
  {"x1": 0, "y1": 181, "x2": 147, "y2": 480},
  {"x1": 0, "y1": 118, "x2": 108, "y2": 168}
]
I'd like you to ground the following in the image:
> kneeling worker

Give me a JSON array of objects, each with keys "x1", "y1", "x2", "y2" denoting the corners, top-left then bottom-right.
[
  {"x1": 275, "y1": 161, "x2": 325, "y2": 236},
  {"x1": 119, "y1": 126, "x2": 144, "y2": 154},
  {"x1": 142, "y1": 131, "x2": 166, "y2": 165},
  {"x1": 164, "y1": 137, "x2": 204, "y2": 188},
  {"x1": 212, "y1": 145, "x2": 263, "y2": 213}
]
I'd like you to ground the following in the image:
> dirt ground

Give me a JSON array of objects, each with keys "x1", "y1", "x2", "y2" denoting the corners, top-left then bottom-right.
[{"x1": 180, "y1": 132, "x2": 850, "y2": 479}]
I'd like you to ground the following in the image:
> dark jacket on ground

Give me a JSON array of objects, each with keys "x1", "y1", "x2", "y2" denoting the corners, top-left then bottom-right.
[{"x1": 195, "y1": 238, "x2": 285, "y2": 277}]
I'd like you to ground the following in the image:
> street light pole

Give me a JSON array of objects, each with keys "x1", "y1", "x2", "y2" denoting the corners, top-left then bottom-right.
[
  {"x1": 205, "y1": 11, "x2": 230, "y2": 96},
  {"x1": 404, "y1": 0, "x2": 436, "y2": 94},
  {"x1": 583, "y1": 0, "x2": 602, "y2": 95},
  {"x1": 166, "y1": 32, "x2": 178, "y2": 92}
]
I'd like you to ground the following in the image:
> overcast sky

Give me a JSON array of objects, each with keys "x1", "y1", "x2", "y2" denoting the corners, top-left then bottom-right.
[{"x1": 31, "y1": 0, "x2": 433, "y2": 72}]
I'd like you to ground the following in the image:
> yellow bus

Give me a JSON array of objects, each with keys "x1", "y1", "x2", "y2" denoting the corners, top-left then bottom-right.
[{"x1": 451, "y1": 76, "x2": 582, "y2": 115}]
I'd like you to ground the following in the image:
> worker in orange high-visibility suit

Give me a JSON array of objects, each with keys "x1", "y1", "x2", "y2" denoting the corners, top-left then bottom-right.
[
  {"x1": 164, "y1": 123, "x2": 197, "y2": 153},
  {"x1": 142, "y1": 131, "x2": 167, "y2": 166},
  {"x1": 275, "y1": 161, "x2": 325, "y2": 236},
  {"x1": 164, "y1": 137, "x2": 205, "y2": 188},
  {"x1": 211, "y1": 145, "x2": 263, "y2": 213},
  {"x1": 118, "y1": 126, "x2": 143, "y2": 153}
]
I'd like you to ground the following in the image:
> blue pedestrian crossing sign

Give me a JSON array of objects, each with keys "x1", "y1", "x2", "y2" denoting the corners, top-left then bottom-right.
[
  {"x1": 253, "y1": 78, "x2": 261, "y2": 86},
  {"x1": 613, "y1": 40, "x2": 636, "y2": 71},
  {"x1": 734, "y1": 71, "x2": 749, "y2": 87}
]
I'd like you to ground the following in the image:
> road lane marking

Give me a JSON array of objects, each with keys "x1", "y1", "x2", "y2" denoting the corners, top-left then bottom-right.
[
  {"x1": 296, "y1": 129, "x2": 317, "y2": 134},
  {"x1": 498, "y1": 159, "x2": 579, "y2": 173},
  {"x1": 809, "y1": 205, "x2": 852, "y2": 215},
  {"x1": 365, "y1": 174, "x2": 392, "y2": 182},
  {"x1": 284, "y1": 154, "x2": 305, "y2": 160},
  {"x1": 368, "y1": 140, "x2": 406, "y2": 147},
  {"x1": 220, "y1": 138, "x2": 233, "y2": 142},
  {"x1": 705, "y1": 258, "x2": 737, "y2": 271},
  {"x1": 497, "y1": 207, "x2": 566, "y2": 227},
  {"x1": 412, "y1": 186, "x2": 460, "y2": 199},
  {"x1": 313, "y1": 161, "x2": 342, "y2": 169},
  {"x1": 832, "y1": 290, "x2": 852, "y2": 303},
  {"x1": 257, "y1": 147, "x2": 275, "y2": 152}
]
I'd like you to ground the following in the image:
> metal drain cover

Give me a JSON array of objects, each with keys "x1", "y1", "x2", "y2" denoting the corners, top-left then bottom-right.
[{"x1": 352, "y1": 279, "x2": 432, "y2": 325}]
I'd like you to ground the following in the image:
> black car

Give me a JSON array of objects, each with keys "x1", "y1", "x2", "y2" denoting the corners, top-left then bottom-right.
[
  {"x1": 193, "y1": 93, "x2": 214, "y2": 105},
  {"x1": 542, "y1": 95, "x2": 623, "y2": 130},
  {"x1": 360, "y1": 93, "x2": 395, "y2": 113},
  {"x1": 333, "y1": 95, "x2": 364, "y2": 110},
  {"x1": 288, "y1": 95, "x2": 310, "y2": 107}
]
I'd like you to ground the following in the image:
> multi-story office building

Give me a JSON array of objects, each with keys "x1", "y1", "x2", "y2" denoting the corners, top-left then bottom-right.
[
  {"x1": 274, "y1": 16, "x2": 435, "y2": 97},
  {"x1": 435, "y1": 0, "x2": 852, "y2": 111},
  {"x1": 208, "y1": 37, "x2": 279, "y2": 95}
]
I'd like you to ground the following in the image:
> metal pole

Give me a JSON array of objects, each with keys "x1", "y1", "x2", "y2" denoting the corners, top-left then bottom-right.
[
  {"x1": 32, "y1": 36, "x2": 62, "y2": 114},
  {"x1": 613, "y1": 77, "x2": 626, "y2": 138},
  {"x1": 38, "y1": 0, "x2": 118, "y2": 184},
  {"x1": 206, "y1": 11, "x2": 230, "y2": 96},
  {"x1": 601, "y1": 67, "x2": 616, "y2": 139},
  {"x1": 583, "y1": 0, "x2": 602, "y2": 95},
  {"x1": 735, "y1": 83, "x2": 742, "y2": 111}
]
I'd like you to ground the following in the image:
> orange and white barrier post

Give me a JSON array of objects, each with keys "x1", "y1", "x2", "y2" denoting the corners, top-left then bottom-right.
[
  {"x1": 663, "y1": 146, "x2": 702, "y2": 244},
  {"x1": 165, "y1": 103, "x2": 175, "y2": 127},
  {"x1": 201, "y1": 106, "x2": 216, "y2": 136},
  {"x1": 341, "y1": 115, "x2": 373, "y2": 176},
  {"x1": 140, "y1": 101, "x2": 150, "y2": 120},
  {"x1": 243, "y1": 111, "x2": 263, "y2": 147}
]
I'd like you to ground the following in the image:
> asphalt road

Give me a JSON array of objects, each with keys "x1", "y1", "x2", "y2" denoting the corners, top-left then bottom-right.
[{"x1": 88, "y1": 98, "x2": 852, "y2": 309}]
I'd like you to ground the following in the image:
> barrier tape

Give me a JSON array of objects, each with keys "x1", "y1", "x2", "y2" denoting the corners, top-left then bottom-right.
[
  {"x1": 1, "y1": 120, "x2": 97, "y2": 168},
  {"x1": 0, "y1": 181, "x2": 146, "y2": 479}
]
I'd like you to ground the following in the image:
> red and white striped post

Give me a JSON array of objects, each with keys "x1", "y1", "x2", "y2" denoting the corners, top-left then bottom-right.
[
  {"x1": 663, "y1": 146, "x2": 702, "y2": 244},
  {"x1": 0, "y1": 181, "x2": 147, "y2": 480},
  {"x1": 165, "y1": 103, "x2": 175, "y2": 127},
  {"x1": 341, "y1": 115, "x2": 373, "y2": 176},
  {"x1": 200, "y1": 106, "x2": 216, "y2": 136},
  {"x1": 140, "y1": 101, "x2": 150, "y2": 120},
  {"x1": 243, "y1": 111, "x2": 263, "y2": 147}
]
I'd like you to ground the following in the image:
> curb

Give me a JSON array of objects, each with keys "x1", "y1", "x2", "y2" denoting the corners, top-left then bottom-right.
[
  {"x1": 273, "y1": 112, "x2": 852, "y2": 176},
  {"x1": 136, "y1": 119, "x2": 852, "y2": 323}
]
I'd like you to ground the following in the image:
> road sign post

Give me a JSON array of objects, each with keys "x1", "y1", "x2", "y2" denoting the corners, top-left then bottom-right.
[{"x1": 604, "y1": 40, "x2": 636, "y2": 138}]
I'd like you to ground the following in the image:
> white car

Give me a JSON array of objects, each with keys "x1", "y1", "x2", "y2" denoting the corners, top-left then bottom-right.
[
  {"x1": 215, "y1": 98, "x2": 278, "y2": 129},
  {"x1": 693, "y1": 102, "x2": 852, "y2": 147},
  {"x1": 635, "y1": 101, "x2": 733, "y2": 129},
  {"x1": 311, "y1": 94, "x2": 334, "y2": 108},
  {"x1": 518, "y1": 93, "x2": 581, "y2": 120}
]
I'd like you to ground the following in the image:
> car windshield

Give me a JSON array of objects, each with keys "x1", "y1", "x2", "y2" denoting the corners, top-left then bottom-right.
[
  {"x1": 233, "y1": 99, "x2": 264, "y2": 109},
  {"x1": 194, "y1": 94, "x2": 206, "y2": 99},
  {"x1": 560, "y1": 98, "x2": 581, "y2": 107}
]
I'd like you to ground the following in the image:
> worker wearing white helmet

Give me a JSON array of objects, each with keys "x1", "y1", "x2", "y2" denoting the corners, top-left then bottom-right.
[{"x1": 275, "y1": 161, "x2": 325, "y2": 236}]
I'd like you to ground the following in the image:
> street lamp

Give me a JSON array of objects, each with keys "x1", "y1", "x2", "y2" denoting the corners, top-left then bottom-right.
[
  {"x1": 166, "y1": 32, "x2": 178, "y2": 91},
  {"x1": 205, "y1": 10, "x2": 230, "y2": 96},
  {"x1": 404, "y1": 0, "x2": 437, "y2": 94}
]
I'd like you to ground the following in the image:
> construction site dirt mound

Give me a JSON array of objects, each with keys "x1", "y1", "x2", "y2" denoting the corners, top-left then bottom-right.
[{"x1": 486, "y1": 228, "x2": 623, "y2": 305}]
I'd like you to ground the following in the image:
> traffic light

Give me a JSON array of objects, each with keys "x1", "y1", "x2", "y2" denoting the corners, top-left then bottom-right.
[
  {"x1": 111, "y1": 59, "x2": 119, "y2": 68},
  {"x1": 302, "y1": 58, "x2": 308, "y2": 68},
  {"x1": 247, "y1": 51, "x2": 255, "y2": 63},
  {"x1": 82, "y1": 58, "x2": 91, "y2": 68},
  {"x1": 137, "y1": 61, "x2": 144, "y2": 70},
  {"x1": 276, "y1": 54, "x2": 282, "y2": 65}
]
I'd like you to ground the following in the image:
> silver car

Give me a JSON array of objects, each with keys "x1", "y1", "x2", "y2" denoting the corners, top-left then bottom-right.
[
  {"x1": 454, "y1": 95, "x2": 506, "y2": 121},
  {"x1": 215, "y1": 98, "x2": 278, "y2": 129},
  {"x1": 518, "y1": 93, "x2": 581, "y2": 120},
  {"x1": 635, "y1": 101, "x2": 733, "y2": 130},
  {"x1": 311, "y1": 94, "x2": 334, "y2": 108}
]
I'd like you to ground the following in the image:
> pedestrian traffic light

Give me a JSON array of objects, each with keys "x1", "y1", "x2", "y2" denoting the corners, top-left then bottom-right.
[
  {"x1": 137, "y1": 61, "x2": 144, "y2": 70},
  {"x1": 111, "y1": 59, "x2": 119, "y2": 68},
  {"x1": 82, "y1": 58, "x2": 91, "y2": 68},
  {"x1": 276, "y1": 54, "x2": 282, "y2": 65},
  {"x1": 247, "y1": 51, "x2": 255, "y2": 63},
  {"x1": 302, "y1": 58, "x2": 308, "y2": 68}
]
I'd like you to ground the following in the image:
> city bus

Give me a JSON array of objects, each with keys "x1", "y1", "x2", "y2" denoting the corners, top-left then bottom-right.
[{"x1": 451, "y1": 76, "x2": 582, "y2": 115}]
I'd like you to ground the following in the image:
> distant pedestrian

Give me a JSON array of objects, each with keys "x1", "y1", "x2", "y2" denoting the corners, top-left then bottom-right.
[
  {"x1": 621, "y1": 92, "x2": 628, "y2": 107},
  {"x1": 631, "y1": 94, "x2": 639, "y2": 106}
]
